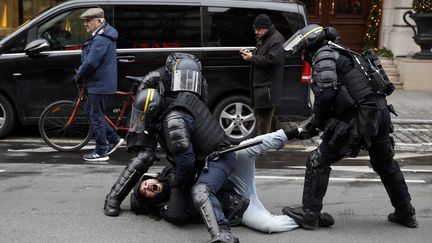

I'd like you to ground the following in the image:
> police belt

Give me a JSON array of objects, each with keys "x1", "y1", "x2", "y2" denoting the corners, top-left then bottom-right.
[{"x1": 363, "y1": 95, "x2": 387, "y2": 109}]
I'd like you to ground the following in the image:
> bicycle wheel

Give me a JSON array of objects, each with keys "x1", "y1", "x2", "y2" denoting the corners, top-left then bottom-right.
[{"x1": 39, "y1": 100, "x2": 93, "y2": 151}]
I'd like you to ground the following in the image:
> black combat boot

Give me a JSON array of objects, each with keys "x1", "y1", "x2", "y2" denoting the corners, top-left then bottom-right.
[
  {"x1": 380, "y1": 170, "x2": 418, "y2": 228},
  {"x1": 192, "y1": 184, "x2": 239, "y2": 243},
  {"x1": 104, "y1": 157, "x2": 149, "y2": 216},
  {"x1": 284, "y1": 149, "x2": 331, "y2": 230},
  {"x1": 388, "y1": 206, "x2": 418, "y2": 228},
  {"x1": 225, "y1": 193, "x2": 250, "y2": 227},
  {"x1": 104, "y1": 192, "x2": 122, "y2": 216},
  {"x1": 208, "y1": 224, "x2": 239, "y2": 243},
  {"x1": 282, "y1": 206, "x2": 335, "y2": 229}
]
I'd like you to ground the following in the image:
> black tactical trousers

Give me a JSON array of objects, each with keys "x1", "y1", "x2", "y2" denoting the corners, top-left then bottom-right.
[{"x1": 304, "y1": 107, "x2": 413, "y2": 214}]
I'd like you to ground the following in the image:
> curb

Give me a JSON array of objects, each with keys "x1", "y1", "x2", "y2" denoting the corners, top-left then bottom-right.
[{"x1": 392, "y1": 119, "x2": 432, "y2": 124}]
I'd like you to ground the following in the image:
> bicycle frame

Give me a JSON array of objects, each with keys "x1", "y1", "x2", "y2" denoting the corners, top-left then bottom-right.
[{"x1": 66, "y1": 84, "x2": 135, "y2": 131}]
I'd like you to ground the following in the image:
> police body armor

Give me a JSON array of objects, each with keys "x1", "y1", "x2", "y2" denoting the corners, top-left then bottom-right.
[
  {"x1": 164, "y1": 92, "x2": 228, "y2": 161},
  {"x1": 313, "y1": 43, "x2": 395, "y2": 156}
]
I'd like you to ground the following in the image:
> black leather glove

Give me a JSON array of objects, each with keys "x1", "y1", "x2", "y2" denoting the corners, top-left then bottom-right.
[
  {"x1": 284, "y1": 128, "x2": 300, "y2": 140},
  {"x1": 138, "y1": 71, "x2": 162, "y2": 91},
  {"x1": 298, "y1": 115, "x2": 321, "y2": 140}
]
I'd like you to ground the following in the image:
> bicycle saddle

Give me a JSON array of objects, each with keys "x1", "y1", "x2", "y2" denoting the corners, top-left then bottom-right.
[{"x1": 125, "y1": 76, "x2": 144, "y2": 84}]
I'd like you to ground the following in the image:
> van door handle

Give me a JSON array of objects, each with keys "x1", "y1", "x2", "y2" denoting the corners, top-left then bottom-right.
[{"x1": 117, "y1": 56, "x2": 135, "y2": 63}]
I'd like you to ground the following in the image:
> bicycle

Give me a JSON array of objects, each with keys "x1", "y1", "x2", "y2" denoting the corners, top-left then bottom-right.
[{"x1": 38, "y1": 77, "x2": 142, "y2": 151}]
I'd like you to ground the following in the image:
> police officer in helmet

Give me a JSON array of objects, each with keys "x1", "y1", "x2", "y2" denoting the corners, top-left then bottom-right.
[
  {"x1": 281, "y1": 25, "x2": 418, "y2": 230},
  {"x1": 104, "y1": 53, "x2": 239, "y2": 242}
]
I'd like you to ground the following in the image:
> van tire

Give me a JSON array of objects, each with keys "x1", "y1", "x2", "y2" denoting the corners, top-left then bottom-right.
[
  {"x1": 0, "y1": 94, "x2": 16, "y2": 138},
  {"x1": 213, "y1": 95, "x2": 257, "y2": 144}
]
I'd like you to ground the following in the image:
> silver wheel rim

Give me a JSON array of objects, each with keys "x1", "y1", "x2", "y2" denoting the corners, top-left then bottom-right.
[
  {"x1": 218, "y1": 102, "x2": 256, "y2": 140},
  {"x1": 0, "y1": 103, "x2": 5, "y2": 130}
]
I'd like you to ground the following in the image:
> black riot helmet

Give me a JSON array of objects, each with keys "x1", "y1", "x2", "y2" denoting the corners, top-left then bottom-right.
[
  {"x1": 284, "y1": 24, "x2": 325, "y2": 55},
  {"x1": 284, "y1": 25, "x2": 340, "y2": 55},
  {"x1": 129, "y1": 88, "x2": 163, "y2": 133},
  {"x1": 325, "y1": 26, "x2": 340, "y2": 43},
  {"x1": 164, "y1": 53, "x2": 202, "y2": 96}
]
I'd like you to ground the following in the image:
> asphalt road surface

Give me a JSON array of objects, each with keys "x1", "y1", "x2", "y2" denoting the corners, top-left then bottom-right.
[{"x1": 1, "y1": 138, "x2": 431, "y2": 242}]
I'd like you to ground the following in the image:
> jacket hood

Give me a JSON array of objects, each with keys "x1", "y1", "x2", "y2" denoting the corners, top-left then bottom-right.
[{"x1": 99, "y1": 23, "x2": 118, "y2": 41}]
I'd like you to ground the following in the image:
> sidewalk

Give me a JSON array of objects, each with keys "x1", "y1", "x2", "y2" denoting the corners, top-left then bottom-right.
[{"x1": 283, "y1": 89, "x2": 432, "y2": 153}]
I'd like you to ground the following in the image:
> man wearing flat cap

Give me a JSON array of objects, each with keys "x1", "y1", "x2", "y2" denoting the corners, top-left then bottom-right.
[
  {"x1": 240, "y1": 14, "x2": 285, "y2": 135},
  {"x1": 76, "y1": 8, "x2": 124, "y2": 162}
]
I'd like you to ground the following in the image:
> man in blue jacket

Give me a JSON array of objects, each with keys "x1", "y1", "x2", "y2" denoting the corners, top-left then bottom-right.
[{"x1": 76, "y1": 8, "x2": 124, "y2": 162}]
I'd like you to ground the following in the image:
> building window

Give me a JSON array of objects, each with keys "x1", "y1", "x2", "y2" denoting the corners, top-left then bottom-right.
[
  {"x1": 0, "y1": 0, "x2": 60, "y2": 37},
  {"x1": 0, "y1": 0, "x2": 19, "y2": 36}
]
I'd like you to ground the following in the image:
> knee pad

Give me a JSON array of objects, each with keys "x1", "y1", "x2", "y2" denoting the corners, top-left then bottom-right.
[
  {"x1": 129, "y1": 151, "x2": 155, "y2": 172},
  {"x1": 191, "y1": 183, "x2": 210, "y2": 206},
  {"x1": 307, "y1": 149, "x2": 321, "y2": 169},
  {"x1": 306, "y1": 149, "x2": 331, "y2": 174}
]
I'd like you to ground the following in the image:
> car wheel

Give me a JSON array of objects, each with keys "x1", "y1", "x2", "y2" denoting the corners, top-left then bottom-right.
[
  {"x1": 0, "y1": 94, "x2": 16, "y2": 138},
  {"x1": 213, "y1": 95, "x2": 256, "y2": 144}
]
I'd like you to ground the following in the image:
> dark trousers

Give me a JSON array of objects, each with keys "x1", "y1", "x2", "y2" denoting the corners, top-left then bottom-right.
[
  {"x1": 254, "y1": 107, "x2": 281, "y2": 135},
  {"x1": 170, "y1": 112, "x2": 236, "y2": 226},
  {"x1": 197, "y1": 152, "x2": 237, "y2": 226},
  {"x1": 304, "y1": 107, "x2": 413, "y2": 213},
  {"x1": 85, "y1": 93, "x2": 119, "y2": 155}
]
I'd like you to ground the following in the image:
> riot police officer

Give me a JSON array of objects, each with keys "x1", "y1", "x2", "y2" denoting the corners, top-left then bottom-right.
[
  {"x1": 103, "y1": 53, "x2": 239, "y2": 243},
  {"x1": 281, "y1": 25, "x2": 418, "y2": 230}
]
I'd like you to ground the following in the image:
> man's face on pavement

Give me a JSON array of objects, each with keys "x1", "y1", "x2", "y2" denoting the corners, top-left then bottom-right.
[
  {"x1": 254, "y1": 27, "x2": 269, "y2": 38},
  {"x1": 139, "y1": 178, "x2": 163, "y2": 199},
  {"x1": 83, "y1": 18, "x2": 101, "y2": 33}
]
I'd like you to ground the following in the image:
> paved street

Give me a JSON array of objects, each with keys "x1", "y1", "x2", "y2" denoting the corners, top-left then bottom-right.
[
  {"x1": 1, "y1": 89, "x2": 432, "y2": 242},
  {"x1": 1, "y1": 139, "x2": 432, "y2": 243},
  {"x1": 1, "y1": 162, "x2": 432, "y2": 243}
]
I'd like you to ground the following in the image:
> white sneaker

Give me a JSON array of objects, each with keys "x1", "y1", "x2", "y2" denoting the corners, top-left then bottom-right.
[{"x1": 107, "y1": 138, "x2": 124, "y2": 155}]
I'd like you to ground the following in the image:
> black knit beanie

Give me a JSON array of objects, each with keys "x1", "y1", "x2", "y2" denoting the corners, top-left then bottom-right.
[{"x1": 253, "y1": 14, "x2": 272, "y2": 29}]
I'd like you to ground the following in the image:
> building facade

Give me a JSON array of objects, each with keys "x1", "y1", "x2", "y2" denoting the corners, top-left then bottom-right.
[
  {"x1": 0, "y1": 0, "x2": 422, "y2": 57},
  {"x1": 0, "y1": 0, "x2": 62, "y2": 37}
]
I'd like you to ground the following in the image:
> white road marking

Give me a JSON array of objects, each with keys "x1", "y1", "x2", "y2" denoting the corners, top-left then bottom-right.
[
  {"x1": 0, "y1": 170, "x2": 5, "y2": 172},
  {"x1": 392, "y1": 119, "x2": 432, "y2": 124},
  {"x1": 287, "y1": 165, "x2": 432, "y2": 173},
  {"x1": 1, "y1": 138, "x2": 45, "y2": 143},
  {"x1": 255, "y1": 175, "x2": 426, "y2": 183},
  {"x1": 395, "y1": 142, "x2": 432, "y2": 147},
  {"x1": 7, "y1": 145, "x2": 96, "y2": 152},
  {"x1": 347, "y1": 152, "x2": 432, "y2": 160},
  {"x1": 397, "y1": 128, "x2": 431, "y2": 132}
]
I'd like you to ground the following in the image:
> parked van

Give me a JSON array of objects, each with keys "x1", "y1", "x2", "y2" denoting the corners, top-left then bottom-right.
[{"x1": 0, "y1": 0, "x2": 310, "y2": 143}]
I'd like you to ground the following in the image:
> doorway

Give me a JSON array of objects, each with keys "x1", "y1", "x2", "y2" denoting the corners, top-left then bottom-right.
[{"x1": 302, "y1": 0, "x2": 372, "y2": 52}]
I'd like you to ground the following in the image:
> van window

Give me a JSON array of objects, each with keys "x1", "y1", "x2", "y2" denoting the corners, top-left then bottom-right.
[
  {"x1": 36, "y1": 8, "x2": 91, "y2": 51},
  {"x1": 2, "y1": 33, "x2": 27, "y2": 53},
  {"x1": 112, "y1": 5, "x2": 201, "y2": 49},
  {"x1": 202, "y1": 7, "x2": 303, "y2": 47}
]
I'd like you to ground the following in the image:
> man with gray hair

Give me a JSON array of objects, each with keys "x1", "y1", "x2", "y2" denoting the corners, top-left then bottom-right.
[{"x1": 75, "y1": 8, "x2": 124, "y2": 161}]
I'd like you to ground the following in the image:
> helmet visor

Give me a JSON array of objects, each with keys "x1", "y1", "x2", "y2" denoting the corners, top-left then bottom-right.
[
  {"x1": 171, "y1": 70, "x2": 202, "y2": 95},
  {"x1": 283, "y1": 30, "x2": 303, "y2": 54},
  {"x1": 129, "y1": 105, "x2": 147, "y2": 133}
]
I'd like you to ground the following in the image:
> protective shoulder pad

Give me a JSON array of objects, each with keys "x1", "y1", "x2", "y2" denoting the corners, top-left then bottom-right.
[
  {"x1": 312, "y1": 46, "x2": 339, "y2": 90},
  {"x1": 163, "y1": 110, "x2": 190, "y2": 154}
]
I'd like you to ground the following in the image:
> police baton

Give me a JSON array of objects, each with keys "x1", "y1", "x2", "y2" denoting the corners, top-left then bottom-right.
[{"x1": 203, "y1": 139, "x2": 263, "y2": 173}]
